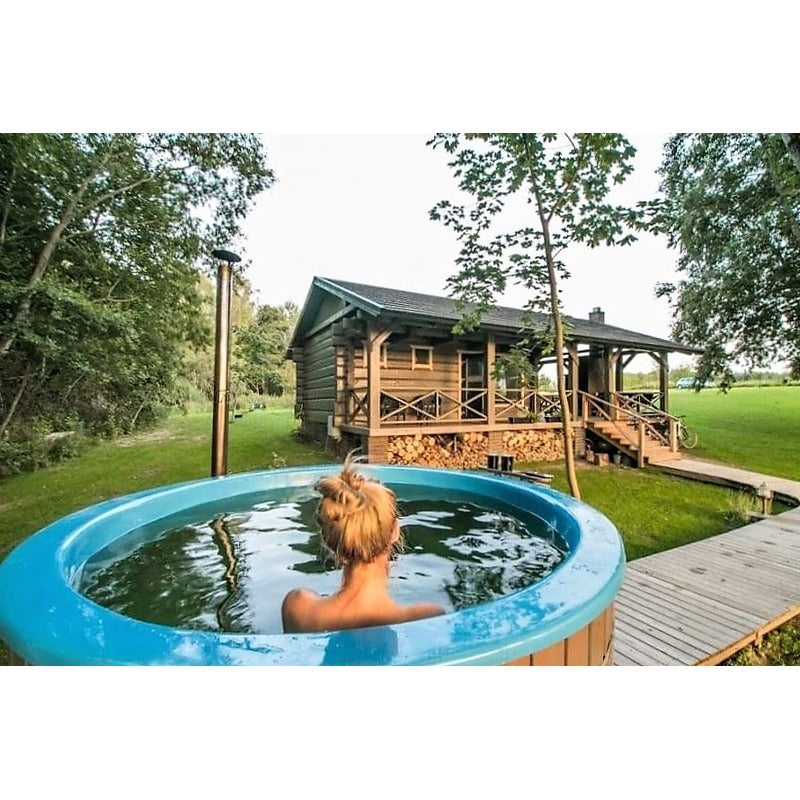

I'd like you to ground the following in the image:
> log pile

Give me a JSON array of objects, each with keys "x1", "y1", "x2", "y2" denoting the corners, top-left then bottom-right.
[
  {"x1": 386, "y1": 429, "x2": 564, "y2": 467},
  {"x1": 501, "y1": 429, "x2": 564, "y2": 461},
  {"x1": 387, "y1": 432, "x2": 488, "y2": 468}
]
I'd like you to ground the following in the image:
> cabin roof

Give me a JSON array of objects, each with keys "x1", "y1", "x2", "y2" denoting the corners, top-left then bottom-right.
[{"x1": 288, "y1": 276, "x2": 703, "y2": 355}]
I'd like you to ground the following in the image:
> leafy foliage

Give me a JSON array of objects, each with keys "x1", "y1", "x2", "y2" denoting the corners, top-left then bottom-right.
[
  {"x1": 234, "y1": 301, "x2": 299, "y2": 397},
  {"x1": 0, "y1": 133, "x2": 273, "y2": 468},
  {"x1": 655, "y1": 133, "x2": 800, "y2": 383},
  {"x1": 428, "y1": 133, "x2": 646, "y2": 497}
]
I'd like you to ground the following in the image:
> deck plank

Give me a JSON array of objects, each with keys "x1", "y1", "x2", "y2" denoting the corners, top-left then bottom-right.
[
  {"x1": 618, "y1": 577, "x2": 760, "y2": 638},
  {"x1": 616, "y1": 602, "x2": 730, "y2": 654},
  {"x1": 615, "y1": 586, "x2": 745, "y2": 647}
]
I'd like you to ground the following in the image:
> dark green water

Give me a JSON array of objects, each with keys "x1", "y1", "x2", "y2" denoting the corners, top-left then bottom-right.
[{"x1": 79, "y1": 485, "x2": 567, "y2": 634}]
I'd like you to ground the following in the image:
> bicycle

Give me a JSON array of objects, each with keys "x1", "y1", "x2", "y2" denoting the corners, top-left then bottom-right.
[{"x1": 677, "y1": 416, "x2": 698, "y2": 449}]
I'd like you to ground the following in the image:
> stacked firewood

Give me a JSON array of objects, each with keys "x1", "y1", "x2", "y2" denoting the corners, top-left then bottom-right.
[
  {"x1": 501, "y1": 429, "x2": 564, "y2": 461},
  {"x1": 387, "y1": 432, "x2": 489, "y2": 468},
  {"x1": 387, "y1": 430, "x2": 564, "y2": 467}
]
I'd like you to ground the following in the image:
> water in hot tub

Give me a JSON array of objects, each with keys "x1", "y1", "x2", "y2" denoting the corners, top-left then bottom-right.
[{"x1": 79, "y1": 484, "x2": 568, "y2": 634}]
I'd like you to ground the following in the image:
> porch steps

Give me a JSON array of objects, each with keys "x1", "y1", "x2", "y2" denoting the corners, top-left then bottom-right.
[{"x1": 588, "y1": 419, "x2": 681, "y2": 465}]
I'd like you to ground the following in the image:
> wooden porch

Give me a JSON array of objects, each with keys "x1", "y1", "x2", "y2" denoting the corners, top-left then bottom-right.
[{"x1": 340, "y1": 381, "x2": 684, "y2": 467}]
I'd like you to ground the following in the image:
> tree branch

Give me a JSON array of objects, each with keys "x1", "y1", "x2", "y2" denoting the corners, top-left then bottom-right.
[
  {"x1": 0, "y1": 361, "x2": 33, "y2": 437},
  {"x1": 547, "y1": 135, "x2": 588, "y2": 225}
]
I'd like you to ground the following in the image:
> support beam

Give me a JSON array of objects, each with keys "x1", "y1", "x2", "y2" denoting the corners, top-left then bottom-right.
[
  {"x1": 621, "y1": 352, "x2": 638, "y2": 370},
  {"x1": 649, "y1": 351, "x2": 669, "y2": 413},
  {"x1": 564, "y1": 342, "x2": 580, "y2": 421},
  {"x1": 304, "y1": 304, "x2": 357, "y2": 341},
  {"x1": 367, "y1": 325, "x2": 392, "y2": 431},
  {"x1": 605, "y1": 347, "x2": 617, "y2": 418},
  {"x1": 486, "y1": 332, "x2": 496, "y2": 428}
]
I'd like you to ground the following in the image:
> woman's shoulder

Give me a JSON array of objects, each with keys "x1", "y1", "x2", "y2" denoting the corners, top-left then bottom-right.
[{"x1": 281, "y1": 587, "x2": 321, "y2": 632}]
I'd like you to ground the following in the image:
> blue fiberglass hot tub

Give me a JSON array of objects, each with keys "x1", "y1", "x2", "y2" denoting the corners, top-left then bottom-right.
[{"x1": 0, "y1": 466, "x2": 625, "y2": 666}]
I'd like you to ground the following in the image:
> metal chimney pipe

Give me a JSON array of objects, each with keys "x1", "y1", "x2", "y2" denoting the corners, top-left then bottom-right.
[{"x1": 211, "y1": 249, "x2": 241, "y2": 477}]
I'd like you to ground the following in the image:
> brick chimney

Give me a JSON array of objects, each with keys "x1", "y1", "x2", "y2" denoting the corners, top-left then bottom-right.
[{"x1": 589, "y1": 306, "x2": 605, "y2": 324}]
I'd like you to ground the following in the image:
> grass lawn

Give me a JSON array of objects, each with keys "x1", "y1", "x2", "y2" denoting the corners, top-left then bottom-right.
[
  {"x1": 0, "y1": 408, "x2": 327, "y2": 564},
  {"x1": 518, "y1": 459, "x2": 768, "y2": 562},
  {"x1": 669, "y1": 385, "x2": 800, "y2": 481}
]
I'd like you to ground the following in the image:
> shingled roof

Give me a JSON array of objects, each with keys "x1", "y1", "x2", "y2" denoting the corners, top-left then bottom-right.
[{"x1": 289, "y1": 276, "x2": 702, "y2": 355}]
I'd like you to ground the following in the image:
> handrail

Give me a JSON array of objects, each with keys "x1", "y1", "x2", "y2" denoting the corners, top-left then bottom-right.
[
  {"x1": 611, "y1": 391, "x2": 683, "y2": 426},
  {"x1": 580, "y1": 391, "x2": 670, "y2": 447}
]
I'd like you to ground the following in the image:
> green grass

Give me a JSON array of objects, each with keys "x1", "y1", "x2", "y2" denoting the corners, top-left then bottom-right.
[
  {"x1": 669, "y1": 385, "x2": 800, "y2": 481},
  {"x1": 518, "y1": 459, "x2": 770, "y2": 562},
  {"x1": 0, "y1": 409, "x2": 327, "y2": 564},
  {"x1": 722, "y1": 616, "x2": 800, "y2": 666}
]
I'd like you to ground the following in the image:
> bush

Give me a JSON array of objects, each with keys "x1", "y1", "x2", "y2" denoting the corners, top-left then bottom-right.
[{"x1": 0, "y1": 420, "x2": 89, "y2": 477}]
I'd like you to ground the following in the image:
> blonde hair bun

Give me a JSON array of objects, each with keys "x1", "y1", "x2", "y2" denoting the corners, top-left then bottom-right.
[{"x1": 315, "y1": 453, "x2": 400, "y2": 565}]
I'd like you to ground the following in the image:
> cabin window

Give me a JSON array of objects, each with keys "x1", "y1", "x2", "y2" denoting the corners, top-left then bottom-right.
[{"x1": 411, "y1": 345, "x2": 433, "y2": 370}]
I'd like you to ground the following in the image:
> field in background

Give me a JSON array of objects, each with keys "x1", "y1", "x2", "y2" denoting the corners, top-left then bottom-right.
[{"x1": 669, "y1": 385, "x2": 800, "y2": 481}]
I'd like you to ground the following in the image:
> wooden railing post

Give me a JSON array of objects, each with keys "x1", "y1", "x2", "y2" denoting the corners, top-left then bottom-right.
[
  {"x1": 669, "y1": 418, "x2": 678, "y2": 452},
  {"x1": 637, "y1": 420, "x2": 646, "y2": 467}
]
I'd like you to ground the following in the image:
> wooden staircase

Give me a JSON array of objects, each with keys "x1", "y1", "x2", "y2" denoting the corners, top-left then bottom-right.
[{"x1": 587, "y1": 417, "x2": 682, "y2": 466}]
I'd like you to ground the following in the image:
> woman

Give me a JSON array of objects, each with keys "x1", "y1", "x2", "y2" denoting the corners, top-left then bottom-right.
[{"x1": 281, "y1": 458, "x2": 445, "y2": 634}]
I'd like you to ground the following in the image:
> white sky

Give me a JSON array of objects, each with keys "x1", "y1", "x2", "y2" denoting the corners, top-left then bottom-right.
[{"x1": 240, "y1": 133, "x2": 697, "y2": 371}]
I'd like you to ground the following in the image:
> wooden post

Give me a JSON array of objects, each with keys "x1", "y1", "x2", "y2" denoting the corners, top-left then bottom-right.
[
  {"x1": 659, "y1": 354, "x2": 669, "y2": 413},
  {"x1": 608, "y1": 348, "x2": 622, "y2": 416},
  {"x1": 333, "y1": 344, "x2": 346, "y2": 428},
  {"x1": 367, "y1": 325, "x2": 391, "y2": 433},
  {"x1": 486, "y1": 332, "x2": 496, "y2": 428},
  {"x1": 615, "y1": 350, "x2": 625, "y2": 393},
  {"x1": 604, "y1": 347, "x2": 616, "y2": 419},
  {"x1": 637, "y1": 420, "x2": 646, "y2": 467},
  {"x1": 669, "y1": 418, "x2": 678, "y2": 452},
  {"x1": 566, "y1": 342, "x2": 579, "y2": 421}
]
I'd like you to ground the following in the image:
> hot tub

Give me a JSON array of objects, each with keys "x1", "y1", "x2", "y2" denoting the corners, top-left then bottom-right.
[{"x1": 0, "y1": 465, "x2": 624, "y2": 665}]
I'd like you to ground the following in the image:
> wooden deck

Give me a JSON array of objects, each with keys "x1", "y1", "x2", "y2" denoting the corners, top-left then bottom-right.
[{"x1": 614, "y1": 461, "x2": 800, "y2": 666}]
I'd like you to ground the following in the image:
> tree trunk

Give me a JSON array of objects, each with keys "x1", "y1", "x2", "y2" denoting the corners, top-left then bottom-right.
[
  {"x1": 542, "y1": 224, "x2": 581, "y2": 500},
  {"x1": 522, "y1": 135, "x2": 581, "y2": 499},
  {"x1": 781, "y1": 134, "x2": 800, "y2": 175},
  {"x1": 130, "y1": 400, "x2": 147, "y2": 431},
  {"x1": 0, "y1": 362, "x2": 32, "y2": 437}
]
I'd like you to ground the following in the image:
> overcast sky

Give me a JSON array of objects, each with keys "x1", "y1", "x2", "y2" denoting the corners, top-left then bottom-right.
[{"x1": 239, "y1": 133, "x2": 697, "y2": 370}]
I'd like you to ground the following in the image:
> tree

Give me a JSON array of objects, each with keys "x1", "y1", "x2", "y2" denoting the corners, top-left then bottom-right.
[
  {"x1": 655, "y1": 133, "x2": 800, "y2": 381},
  {"x1": 429, "y1": 133, "x2": 644, "y2": 499},
  {"x1": 235, "y1": 301, "x2": 299, "y2": 397},
  {"x1": 0, "y1": 134, "x2": 272, "y2": 450}
]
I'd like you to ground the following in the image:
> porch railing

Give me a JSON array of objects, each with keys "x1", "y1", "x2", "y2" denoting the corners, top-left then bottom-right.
[
  {"x1": 615, "y1": 390, "x2": 664, "y2": 416},
  {"x1": 345, "y1": 386, "x2": 574, "y2": 426}
]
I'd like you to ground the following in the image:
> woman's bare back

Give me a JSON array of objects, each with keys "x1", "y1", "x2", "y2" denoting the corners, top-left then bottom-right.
[{"x1": 281, "y1": 587, "x2": 444, "y2": 634}]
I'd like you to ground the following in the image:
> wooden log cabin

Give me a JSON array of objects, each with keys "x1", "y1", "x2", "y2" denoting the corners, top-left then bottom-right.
[{"x1": 286, "y1": 277, "x2": 703, "y2": 468}]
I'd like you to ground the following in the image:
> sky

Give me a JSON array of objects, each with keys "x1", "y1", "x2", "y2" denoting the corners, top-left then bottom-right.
[{"x1": 239, "y1": 133, "x2": 696, "y2": 371}]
